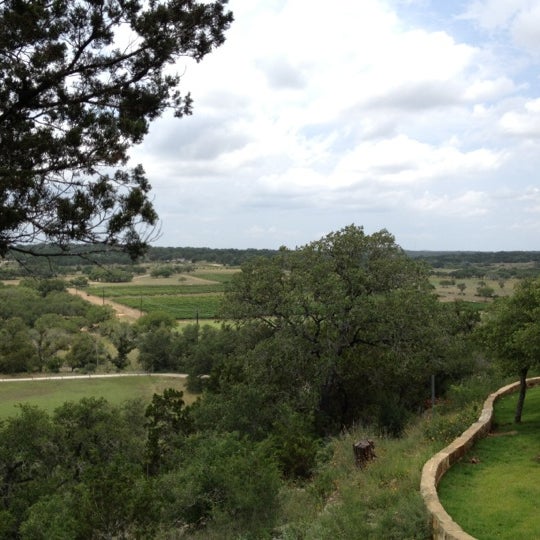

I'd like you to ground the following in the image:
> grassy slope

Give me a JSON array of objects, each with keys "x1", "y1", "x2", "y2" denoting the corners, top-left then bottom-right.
[
  {"x1": 275, "y1": 422, "x2": 436, "y2": 540},
  {"x1": 438, "y1": 386, "x2": 540, "y2": 539}
]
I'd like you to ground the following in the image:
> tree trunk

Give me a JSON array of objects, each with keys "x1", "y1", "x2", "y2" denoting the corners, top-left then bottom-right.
[{"x1": 514, "y1": 367, "x2": 528, "y2": 423}]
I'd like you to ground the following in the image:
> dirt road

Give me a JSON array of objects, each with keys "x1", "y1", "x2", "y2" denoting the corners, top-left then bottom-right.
[{"x1": 67, "y1": 288, "x2": 142, "y2": 321}]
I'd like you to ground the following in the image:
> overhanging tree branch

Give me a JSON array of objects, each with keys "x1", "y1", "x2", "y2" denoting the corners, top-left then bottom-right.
[{"x1": 0, "y1": 0, "x2": 233, "y2": 259}]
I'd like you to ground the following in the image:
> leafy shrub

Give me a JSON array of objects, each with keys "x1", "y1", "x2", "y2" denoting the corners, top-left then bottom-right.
[
  {"x1": 422, "y1": 403, "x2": 479, "y2": 444},
  {"x1": 156, "y1": 433, "x2": 281, "y2": 537}
]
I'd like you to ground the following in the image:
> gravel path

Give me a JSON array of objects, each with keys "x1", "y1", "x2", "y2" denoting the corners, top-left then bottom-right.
[
  {"x1": 0, "y1": 373, "x2": 187, "y2": 383},
  {"x1": 67, "y1": 288, "x2": 142, "y2": 321}
]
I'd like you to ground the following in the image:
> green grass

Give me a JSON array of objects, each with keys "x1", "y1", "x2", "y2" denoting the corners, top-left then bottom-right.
[
  {"x1": 0, "y1": 375, "x2": 196, "y2": 419},
  {"x1": 193, "y1": 272, "x2": 236, "y2": 284},
  {"x1": 278, "y1": 422, "x2": 435, "y2": 539},
  {"x1": 87, "y1": 284, "x2": 225, "y2": 297},
  {"x1": 117, "y1": 294, "x2": 222, "y2": 319},
  {"x1": 86, "y1": 278, "x2": 226, "y2": 320},
  {"x1": 438, "y1": 385, "x2": 540, "y2": 539}
]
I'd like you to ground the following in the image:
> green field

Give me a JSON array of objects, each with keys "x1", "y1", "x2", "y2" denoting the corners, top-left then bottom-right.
[
  {"x1": 438, "y1": 385, "x2": 540, "y2": 539},
  {"x1": 85, "y1": 269, "x2": 236, "y2": 320},
  {"x1": 87, "y1": 284, "x2": 225, "y2": 297},
  {"x1": 119, "y1": 294, "x2": 222, "y2": 319},
  {"x1": 0, "y1": 375, "x2": 196, "y2": 419},
  {"x1": 193, "y1": 272, "x2": 235, "y2": 284}
]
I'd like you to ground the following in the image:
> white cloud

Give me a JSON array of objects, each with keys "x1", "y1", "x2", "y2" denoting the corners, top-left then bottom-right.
[
  {"x1": 463, "y1": 77, "x2": 517, "y2": 101},
  {"x1": 461, "y1": 0, "x2": 530, "y2": 30},
  {"x1": 461, "y1": 1, "x2": 540, "y2": 54},
  {"x1": 511, "y1": 4, "x2": 540, "y2": 52},
  {"x1": 412, "y1": 190, "x2": 490, "y2": 217},
  {"x1": 333, "y1": 136, "x2": 502, "y2": 186},
  {"x1": 125, "y1": 0, "x2": 540, "y2": 250},
  {"x1": 500, "y1": 98, "x2": 540, "y2": 137}
]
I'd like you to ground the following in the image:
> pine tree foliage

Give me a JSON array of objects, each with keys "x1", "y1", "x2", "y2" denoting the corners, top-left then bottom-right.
[{"x1": 0, "y1": 0, "x2": 233, "y2": 258}]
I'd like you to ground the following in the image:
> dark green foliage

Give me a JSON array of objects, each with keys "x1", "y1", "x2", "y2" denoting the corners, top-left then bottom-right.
[
  {"x1": 145, "y1": 389, "x2": 193, "y2": 475},
  {"x1": 101, "y1": 321, "x2": 136, "y2": 370},
  {"x1": 18, "y1": 278, "x2": 67, "y2": 297},
  {"x1": 0, "y1": 317, "x2": 37, "y2": 372},
  {"x1": 0, "y1": 285, "x2": 40, "y2": 325},
  {"x1": 137, "y1": 326, "x2": 178, "y2": 372},
  {"x1": 146, "y1": 246, "x2": 278, "y2": 266},
  {"x1": 215, "y1": 225, "x2": 475, "y2": 436},
  {"x1": 156, "y1": 432, "x2": 281, "y2": 536},
  {"x1": 0, "y1": 398, "x2": 154, "y2": 539},
  {"x1": 0, "y1": 282, "x2": 115, "y2": 373},
  {"x1": 412, "y1": 250, "x2": 540, "y2": 267},
  {"x1": 265, "y1": 408, "x2": 320, "y2": 479},
  {"x1": 192, "y1": 381, "x2": 283, "y2": 441},
  {"x1": 0, "y1": 0, "x2": 232, "y2": 259},
  {"x1": 69, "y1": 276, "x2": 89, "y2": 289},
  {"x1": 0, "y1": 394, "x2": 281, "y2": 539},
  {"x1": 135, "y1": 310, "x2": 177, "y2": 333},
  {"x1": 0, "y1": 405, "x2": 60, "y2": 539},
  {"x1": 176, "y1": 323, "x2": 240, "y2": 391},
  {"x1": 85, "y1": 267, "x2": 134, "y2": 282},
  {"x1": 476, "y1": 285, "x2": 495, "y2": 299},
  {"x1": 64, "y1": 333, "x2": 108, "y2": 372},
  {"x1": 31, "y1": 314, "x2": 71, "y2": 372},
  {"x1": 150, "y1": 265, "x2": 175, "y2": 278}
]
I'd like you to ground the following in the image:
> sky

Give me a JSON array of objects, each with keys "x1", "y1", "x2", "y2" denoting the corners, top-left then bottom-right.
[{"x1": 130, "y1": 0, "x2": 540, "y2": 251}]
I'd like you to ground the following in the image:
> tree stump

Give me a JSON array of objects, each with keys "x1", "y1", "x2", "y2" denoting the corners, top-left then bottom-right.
[{"x1": 353, "y1": 439, "x2": 376, "y2": 468}]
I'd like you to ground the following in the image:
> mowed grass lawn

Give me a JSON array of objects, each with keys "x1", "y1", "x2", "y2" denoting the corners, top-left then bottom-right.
[
  {"x1": 0, "y1": 375, "x2": 197, "y2": 419},
  {"x1": 438, "y1": 385, "x2": 540, "y2": 539}
]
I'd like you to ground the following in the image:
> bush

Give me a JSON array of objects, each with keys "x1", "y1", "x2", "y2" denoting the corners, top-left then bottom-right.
[
  {"x1": 266, "y1": 409, "x2": 320, "y2": 479},
  {"x1": 422, "y1": 403, "x2": 479, "y2": 444},
  {"x1": 156, "y1": 433, "x2": 281, "y2": 537}
]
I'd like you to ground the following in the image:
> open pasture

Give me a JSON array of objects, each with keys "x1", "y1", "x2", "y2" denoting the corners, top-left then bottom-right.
[
  {"x1": 431, "y1": 276, "x2": 518, "y2": 303},
  {"x1": 0, "y1": 375, "x2": 196, "y2": 419}
]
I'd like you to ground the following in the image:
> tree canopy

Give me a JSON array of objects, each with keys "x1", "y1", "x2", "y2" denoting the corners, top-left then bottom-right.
[
  {"x1": 214, "y1": 225, "x2": 474, "y2": 435},
  {"x1": 0, "y1": 0, "x2": 233, "y2": 259}
]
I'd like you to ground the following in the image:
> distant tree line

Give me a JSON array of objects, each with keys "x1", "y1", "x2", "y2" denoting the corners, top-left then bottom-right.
[
  {"x1": 432, "y1": 265, "x2": 540, "y2": 280},
  {"x1": 1, "y1": 244, "x2": 278, "y2": 279},
  {"x1": 146, "y1": 246, "x2": 278, "y2": 266},
  {"x1": 409, "y1": 250, "x2": 540, "y2": 267}
]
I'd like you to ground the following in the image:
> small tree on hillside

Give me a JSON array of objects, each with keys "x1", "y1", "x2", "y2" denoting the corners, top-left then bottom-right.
[{"x1": 478, "y1": 278, "x2": 540, "y2": 422}]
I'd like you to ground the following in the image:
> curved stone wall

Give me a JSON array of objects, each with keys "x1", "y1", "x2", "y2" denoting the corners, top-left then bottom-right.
[{"x1": 420, "y1": 376, "x2": 540, "y2": 540}]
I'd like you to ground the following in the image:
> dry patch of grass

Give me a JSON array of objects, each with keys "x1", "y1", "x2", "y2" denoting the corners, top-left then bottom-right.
[{"x1": 431, "y1": 277, "x2": 518, "y2": 303}]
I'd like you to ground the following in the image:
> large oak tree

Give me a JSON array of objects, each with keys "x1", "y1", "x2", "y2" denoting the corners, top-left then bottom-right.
[
  {"x1": 0, "y1": 0, "x2": 233, "y2": 258},
  {"x1": 219, "y1": 225, "x2": 470, "y2": 435}
]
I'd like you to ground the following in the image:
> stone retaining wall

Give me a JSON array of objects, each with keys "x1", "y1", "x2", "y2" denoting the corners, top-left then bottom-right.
[{"x1": 420, "y1": 376, "x2": 540, "y2": 540}]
